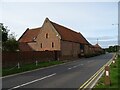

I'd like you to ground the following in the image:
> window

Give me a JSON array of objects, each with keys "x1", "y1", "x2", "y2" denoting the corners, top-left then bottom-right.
[
  {"x1": 80, "y1": 44, "x2": 84, "y2": 49},
  {"x1": 52, "y1": 42, "x2": 54, "y2": 48},
  {"x1": 33, "y1": 37, "x2": 36, "y2": 41},
  {"x1": 40, "y1": 43, "x2": 42, "y2": 48},
  {"x1": 46, "y1": 33, "x2": 48, "y2": 38}
]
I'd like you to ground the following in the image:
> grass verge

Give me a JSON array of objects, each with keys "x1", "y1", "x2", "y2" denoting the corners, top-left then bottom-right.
[
  {"x1": 94, "y1": 55, "x2": 120, "y2": 89},
  {"x1": 2, "y1": 61, "x2": 63, "y2": 76}
]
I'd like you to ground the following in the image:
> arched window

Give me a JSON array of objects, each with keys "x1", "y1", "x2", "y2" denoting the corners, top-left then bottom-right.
[{"x1": 46, "y1": 33, "x2": 48, "y2": 38}]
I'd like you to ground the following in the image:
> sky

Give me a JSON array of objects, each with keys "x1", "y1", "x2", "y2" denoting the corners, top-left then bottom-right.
[
  {"x1": 118, "y1": 1, "x2": 120, "y2": 46},
  {"x1": 0, "y1": 0, "x2": 119, "y2": 48}
]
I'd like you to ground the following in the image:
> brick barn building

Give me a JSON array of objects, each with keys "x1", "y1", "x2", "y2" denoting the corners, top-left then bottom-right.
[{"x1": 18, "y1": 18, "x2": 102, "y2": 59}]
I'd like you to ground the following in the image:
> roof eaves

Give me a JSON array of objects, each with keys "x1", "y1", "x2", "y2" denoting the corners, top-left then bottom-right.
[{"x1": 18, "y1": 28, "x2": 29, "y2": 42}]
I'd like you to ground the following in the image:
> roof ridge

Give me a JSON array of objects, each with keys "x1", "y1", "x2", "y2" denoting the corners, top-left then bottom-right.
[
  {"x1": 79, "y1": 32, "x2": 90, "y2": 44},
  {"x1": 50, "y1": 20, "x2": 90, "y2": 44},
  {"x1": 29, "y1": 27, "x2": 41, "y2": 30},
  {"x1": 50, "y1": 21, "x2": 79, "y2": 34}
]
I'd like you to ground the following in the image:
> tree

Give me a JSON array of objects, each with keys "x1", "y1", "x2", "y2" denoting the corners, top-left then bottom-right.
[
  {"x1": 106, "y1": 45, "x2": 120, "y2": 53},
  {"x1": 0, "y1": 23, "x2": 9, "y2": 42},
  {"x1": 1, "y1": 23, "x2": 19, "y2": 51},
  {"x1": 2, "y1": 33, "x2": 19, "y2": 51},
  {"x1": 2, "y1": 39, "x2": 18, "y2": 51}
]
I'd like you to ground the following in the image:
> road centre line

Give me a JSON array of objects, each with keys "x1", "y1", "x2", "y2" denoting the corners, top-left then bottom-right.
[
  {"x1": 68, "y1": 64, "x2": 83, "y2": 70},
  {"x1": 8, "y1": 73, "x2": 56, "y2": 90},
  {"x1": 68, "y1": 67, "x2": 73, "y2": 69}
]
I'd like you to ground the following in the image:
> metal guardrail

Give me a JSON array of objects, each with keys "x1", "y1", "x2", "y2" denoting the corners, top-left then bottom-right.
[{"x1": 78, "y1": 53, "x2": 117, "y2": 90}]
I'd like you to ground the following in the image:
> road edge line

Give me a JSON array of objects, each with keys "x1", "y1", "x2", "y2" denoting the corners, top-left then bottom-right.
[{"x1": 78, "y1": 53, "x2": 116, "y2": 90}]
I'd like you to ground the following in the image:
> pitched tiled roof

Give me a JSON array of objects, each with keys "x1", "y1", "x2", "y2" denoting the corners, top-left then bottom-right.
[
  {"x1": 18, "y1": 27, "x2": 41, "y2": 42},
  {"x1": 19, "y1": 42, "x2": 33, "y2": 51},
  {"x1": 19, "y1": 19, "x2": 90, "y2": 45},
  {"x1": 50, "y1": 21, "x2": 89, "y2": 44}
]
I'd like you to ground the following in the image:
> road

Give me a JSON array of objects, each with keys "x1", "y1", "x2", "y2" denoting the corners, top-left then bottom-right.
[{"x1": 2, "y1": 53, "x2": 114, "y2": 89}]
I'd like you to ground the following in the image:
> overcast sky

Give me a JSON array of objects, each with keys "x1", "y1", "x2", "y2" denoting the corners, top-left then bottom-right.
[{"x1": 1, "y1": 0, "x2": 119, "y2": 48}]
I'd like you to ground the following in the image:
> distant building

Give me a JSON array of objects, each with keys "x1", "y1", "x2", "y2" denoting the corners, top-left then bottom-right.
[
  {"x1": 93, "y1": 44, "x2": 103, "y2": 54},
  {"x1": 18, "y1": 18, "x2": 103, "y2": 58}
]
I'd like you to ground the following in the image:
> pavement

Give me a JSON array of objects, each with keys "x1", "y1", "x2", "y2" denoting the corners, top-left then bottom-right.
[{"x1": 2, "y1": 53, "x2": 114, "y2": 89}]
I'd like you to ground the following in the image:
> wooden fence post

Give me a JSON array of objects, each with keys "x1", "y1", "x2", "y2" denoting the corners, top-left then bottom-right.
[{"x1": 104, "y1": 66, "x2": 111, "y2": 86}]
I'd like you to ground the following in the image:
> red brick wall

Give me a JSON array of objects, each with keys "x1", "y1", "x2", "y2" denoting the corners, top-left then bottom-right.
[
  {"x1": 61, "y1": 40, "x2": 80, "y2": 58},
  {"x1": 2, "y1": 51, "x2": 59, "y2": 68},
  {"x1": 19, "y1": 42, "x2": 33, "y2": 51}
]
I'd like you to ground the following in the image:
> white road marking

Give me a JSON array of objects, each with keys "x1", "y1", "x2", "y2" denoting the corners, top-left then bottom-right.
[
  {"x1": 8, "y1": 73, "x2": 56, "y2": 90},
  {"x1": 68, "y1": 68, "x2": 72, "y2": 70},
  {"x1": 73, "y1": 66, "x2": 77, "y2": 68},
  {"x1": 68, "y1": 64, "x2": 83, "y2": 70}
]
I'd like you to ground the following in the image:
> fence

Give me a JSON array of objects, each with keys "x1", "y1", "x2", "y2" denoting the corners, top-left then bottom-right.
[{"x1": 2, "y1": 51, "x2": 60, "y2": 68}]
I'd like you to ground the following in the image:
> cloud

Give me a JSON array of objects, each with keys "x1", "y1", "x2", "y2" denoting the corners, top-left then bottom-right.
[
  {"x1": 89, "y1": 39, "x2": 117, "y2": 48},
  {"x1": 1, "y1": 2, "x2": 118, "y2": 48},
  {"x1": 99, "y1": 40, "x2": 117, "y2": 48},
  {"x1": 87, "y1": 35, "x2": 118, "y2": 48},
  {"x1": 87, "y1": 35, "x2": 117, "y2": 41}
]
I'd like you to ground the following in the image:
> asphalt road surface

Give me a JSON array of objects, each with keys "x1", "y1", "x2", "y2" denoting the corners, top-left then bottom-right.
[{"x1": 2, "y1": 53, "x2": 114, "y2": 89}]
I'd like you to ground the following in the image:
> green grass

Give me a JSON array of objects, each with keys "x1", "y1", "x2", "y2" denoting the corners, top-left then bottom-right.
[
  {"x1": 2, "y1": 61, "x2": 63, "y2": 76},
  {"x1": 94, "y1": 55, "x2": 120, "y2": 89}
]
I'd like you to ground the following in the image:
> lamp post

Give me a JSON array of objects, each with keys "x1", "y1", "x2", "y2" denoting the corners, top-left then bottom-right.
[
  {"x1": 112, "y1": 23, "x2": 120, "y2": 55},
  {"x1": 118, "y1": 23, "x2": 120, "y2": 55},
  {"x1": 118, "y1": 0, "x2": 120, "y2": 56}
]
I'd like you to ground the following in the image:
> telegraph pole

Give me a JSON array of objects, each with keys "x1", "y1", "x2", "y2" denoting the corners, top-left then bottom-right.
[{"x1": 97, "y1": 38, "x2": 98, "y2": 44}]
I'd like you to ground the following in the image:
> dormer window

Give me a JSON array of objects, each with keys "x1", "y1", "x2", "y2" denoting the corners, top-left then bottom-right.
[
  {"x1": 46, "y1": 33, "x2": 48, "y2": 39},
  {"x1": 33, "y1": 37, "x2": 36, "y2": 41}
]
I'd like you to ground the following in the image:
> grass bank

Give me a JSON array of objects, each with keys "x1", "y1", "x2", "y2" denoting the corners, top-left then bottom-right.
[
  {"x1": 2, "y1": 61, "x2": 63, "y2": 76},
  {"x1": 94, "y1": 55, "x2": 120, "y2": 89}
]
